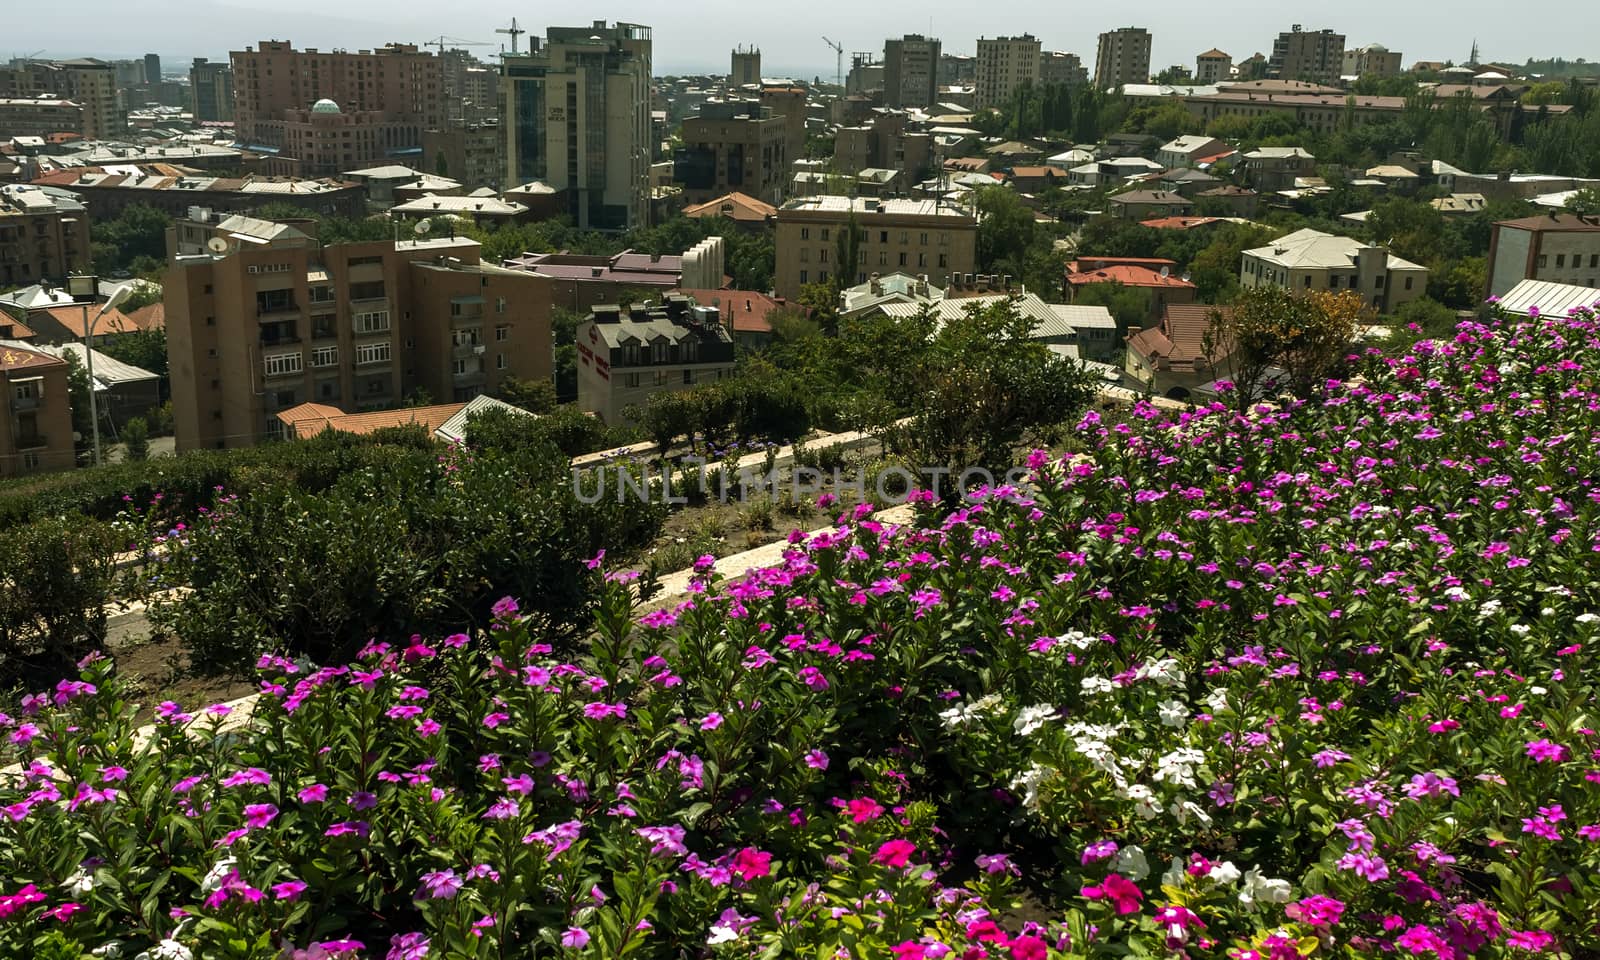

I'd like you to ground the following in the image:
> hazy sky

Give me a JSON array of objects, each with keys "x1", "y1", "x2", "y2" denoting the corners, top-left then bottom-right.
[{"x1": 10, "y1": 0, "x2": 1599, "y2": 80}]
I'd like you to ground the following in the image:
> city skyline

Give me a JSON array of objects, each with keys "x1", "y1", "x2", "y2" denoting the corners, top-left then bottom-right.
[{"x1": 10, "y1": 0, "x2": 1598, "y2": 82}]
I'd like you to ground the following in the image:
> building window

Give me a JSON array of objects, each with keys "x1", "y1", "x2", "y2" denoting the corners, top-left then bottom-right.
[
  {"x1": 1556, "y1": 254, "x2": 1566, "y2": 267},
  {"x1": 263, "y1": 352, "x2": 303, "y2": 378},
  {"x1": 880, "y1": 230, "x2": 889, "y2": 243},
  {"x1": 452, "y1": 327, "x2": 482, "y2": 347},
  {"x1": 653, "y1": 340, "x2": 668, "y2": 363},
  {"x1": 820, "y1": 228, "x2": 830, "y2": 242},
  {"x1": 309, "y1": 284, "x2": 335, "y2": 303},
  {"x1": 625, "y1": 372, "x2": 640, "y2": 388},
  {"x1": 655, "y1": 370, "x2": 670, "y2": 386},
  {"x1": 938, "y1": 254, "x2": 948, "y2": 268},
  {"x1": 919, "y1": 232, "x2": 928, "y2": 245},
  {"x1": 1537, "y1": 255, "x2": 1548, "y2": 268},
  {"x1": 496, "y1": 325, "x2": 509, "y2": 341},
  {"x1": 917, "y1": 253, "x2": 926, "y2": 267},
  {"x1": 800, "y1": 227, "x2": 809, "y2": 240},
  {"x1": 1404, "y1": 276, "x2": 1413, "y2": 290},
  {"x1": 22, "y1": 451, "x2": 41, "y2": 470},
  {"x1": 799, "y1": 270, "x2": 807, "y2": 284},
  {"x1": 683, "y1": 369, "x2": 693, "y2": 385},
  {"x1": 800, "y1": 248, "x2": 809, "y2": 262},
  {"x1": 349, "y1": 280, "x2": 385, "y2": 300},
  {"x1": 13, "y1": 382, "x2": 36, "y2": 402},
  {"x1": 1303, "y1": 275, "x2": 1312, "y2": 288},
  {"x1": 1590, "y1": 254, "x2": 1599, "y2": 269},
  {"x1": 899, "y1": 253, "x2": 908, "y2": 267},
  {"x1": 819, "y1": 248, "x2": 828, "y2": 263},
  {"x1": 354, "y1": 310, "x2": 390, "y2": 334},
  {"x1": 355, "y1": 342, "x2": 391, "y2": 365},
  {"x1": 497, "y1": 353, "x2": 507, "y2": 370},
  {"x1": 496, "y1": 297, "x2": 506, "y2": 314},
  {"x1": 1375, "y1": 275, "x2": 1386, "y2": 289},
  {"x1": 452, "y1": 359, "x2": 468, "y2": 375},
  {"x1": 312, "y1": 345, "x2": 338, "y2": 367}
]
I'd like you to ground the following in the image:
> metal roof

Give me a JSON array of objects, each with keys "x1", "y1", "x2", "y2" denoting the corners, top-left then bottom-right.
[{"x1": 1495, "y1": 279, "x2": 1600, "y2": 318}]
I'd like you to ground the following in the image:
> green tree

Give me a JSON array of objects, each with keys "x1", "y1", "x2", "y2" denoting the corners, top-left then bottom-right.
[
  {"x1": 973, "y1": 186, "x2": 1038, "y2": 277},
  {"x1": 0, "y1": 515, "x2": 120, "y2": 686},
  {"x1": 1563, "y1": 186, "x2": 1600, "y2": 216},
  {"x1": 99, "y1": 327, "x2": 168, "y2": 380},
  {"x1": 121, "y1": 416, "x2": 150, "y2": 462},
  {"x1": 90, "y1": 204, "x2": 171, "y2": 277},
  {"x1": 1071, "y1": 281, "x2": 1152, "y2": 333},
  {"x1": 1205, "y1": 287, "x2": 1363, "y2": 411},
  {"x1": 1187, "y1": 223, "x2": 1280, "y2": 303},
  {"x1": 63, "y1": 351, "x2": 94, "y2": 462},
  {"x1": 494, "y1": 377, "x2": 558, "y2": 414}
]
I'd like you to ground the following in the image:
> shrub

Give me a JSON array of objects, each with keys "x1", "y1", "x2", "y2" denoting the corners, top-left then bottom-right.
[
  {"x1": 0, "y1": 515, "x2": 121, "y2": 687},
  {"x1": 121, "y1": 417, "x2": 150, "y2": 463}
]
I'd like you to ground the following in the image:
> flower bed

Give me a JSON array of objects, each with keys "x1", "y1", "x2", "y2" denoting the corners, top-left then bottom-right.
[{"x1": 5, "y1": 310, "x2": 1600, "y2": 959}]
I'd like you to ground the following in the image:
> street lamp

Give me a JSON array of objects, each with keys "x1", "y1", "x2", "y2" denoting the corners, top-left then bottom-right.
[{"x1": 65, "y1": 275, "x2": 134, "y2": 467}]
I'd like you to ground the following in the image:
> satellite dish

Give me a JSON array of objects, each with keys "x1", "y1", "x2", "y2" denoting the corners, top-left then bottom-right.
[
  {"x1": 206, "y1": 237, "x2": 229, "y2": 254},
  {"x1": 1159, "y1": 266, "x2": 1171, "y2": 278},
  {"x1": 414, "y1": 218, "x2": 433, "y2": 236}
]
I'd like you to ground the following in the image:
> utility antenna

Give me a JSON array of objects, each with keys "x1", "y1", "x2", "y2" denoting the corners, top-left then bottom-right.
[
  {"x1": 497, "y1": 18, "x2": 526, "y2": 55},
  {"x1": 822, "y1": 36, "x2": 844, "y2": 90}
]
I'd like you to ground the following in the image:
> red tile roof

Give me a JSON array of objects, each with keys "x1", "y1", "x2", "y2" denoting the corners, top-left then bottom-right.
[
  {"x1": 1127, "y1": 305, "x2": 1235, "y2": 371},
  {"x1": 127, "y1": 302, "x2": 165, "y2": 331},
  {"x1": 34, "y1": 304, "x2": 142, "y2": 338},
  {"x1": 0, "y1": 317, "x2": 37, "y2": 339},
  {"x1": 1069, "y1": 256, "x2": 1180, "y2": 270},
  {"x1": 0, "y1": 342, "x2": 64, "y2": 372},
  {"x1": 1067, "y1": 265, "x2": 1196, "y2": 290},
  {"x1": 1139, "y1": 216, "x2": 1231, "y2": 230},
  {"x1": 1496, "y1": 213, "x2": 1600, "y2": 232},
  {"x1": 675, "y1": 288, "x2": 789, "y2": 334}
]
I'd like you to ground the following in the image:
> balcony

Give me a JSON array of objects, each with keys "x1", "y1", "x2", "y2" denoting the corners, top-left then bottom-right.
[
  {"x1": 11, "y1": 395, "x2": 39, "y2": 412},
  {"x1": 260, "y1": 333, "x2": 302, "y2": 348},
  {"x1": 255, "y1": 300, "x2": 300, "y2": 318},
  {"x1": 451, "y1": 341, "x2": 485, "y2": 359},
  {"x1": 14, "y1": 433, "x2": 47, "y2": 450}
]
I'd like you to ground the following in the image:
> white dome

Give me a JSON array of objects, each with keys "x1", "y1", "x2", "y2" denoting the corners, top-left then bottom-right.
[{"x1": 310, "y1": 98, "x2": 342, "y2": 115}]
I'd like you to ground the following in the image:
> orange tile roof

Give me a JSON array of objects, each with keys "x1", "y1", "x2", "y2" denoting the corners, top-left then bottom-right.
[
  {"x1": 682, "y1": 191, "x2": 777, "y2": 222},
  {"x1": 127, "y1": 302, "x2": 165, "y2": 331},
  {"x1": 0, "y1": 316, "x2": 38, "y2": 339},
  {"x1": 1139, "y1": 216, "x2": 1230, "y2": 230},
  {"x1": 0, "y1": 343, "x2": 64, "y2": 372},
  {"x1": 1127, "y1": 305, "x2": 1235, "y2": 371},
  {"x1": 675, "y1": 288, "x2": 789, "y2": 334},
  {"x1": 35, "y1": 304, "x2": 142, "y2": 338},
  {"x1": 278, "y1": 402, "x2": 467, "y2": 439},
  {"x1": 1067, "y1": 265, "x2": 1196, "y2": 290}
]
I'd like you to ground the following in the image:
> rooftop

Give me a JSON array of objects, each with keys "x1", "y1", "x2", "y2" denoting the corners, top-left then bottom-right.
[
  {"x1": 1494, "y1": 279, "x2": 1600, "y2": 317},
  {"x1": 388, "y1": 195, "x2": 529, "y2": 216},
  {"x1": 779, "y1": 196, "x2": 972, "y2": 220},
  {"x1": 682, "y1": 192, "x2": 777, "y2": 223},
  {"x1": 1243, "y1": 228, "x2": 1426, "y2": 272},
  {"x1": 675, "y1": 288, "x2": 788, "y2": 334},
  {"x1": 32, "y1": 166, "x2": 357, "y2": 196},
  {"x1": 278, "y1": 402, "x2": 467, "y2": 440},
  {"x1": 0, "y1": 341, "x2": 65, "y2": 373},
  {"x1": 1496, "y1": 212, "x2": 1600, "y2": 233},
  {"x1": 1067, "y1": 264, "x2": 1196, "y2": 290}
]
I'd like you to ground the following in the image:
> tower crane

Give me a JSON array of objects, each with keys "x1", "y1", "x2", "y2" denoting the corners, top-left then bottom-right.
[
  {"x1": 497, "y1": 18, "x2": 527, "y2": 55},
  {"x1": 424, "y1": 36, "x2": 493, "y2": 57},
  {"x1": 822, "y1": 37, "x2": 844, "y2": 90}
]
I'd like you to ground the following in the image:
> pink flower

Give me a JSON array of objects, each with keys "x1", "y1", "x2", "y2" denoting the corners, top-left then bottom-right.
[
  {"x1": 1506, "y1": 930, "x2": 1554, "y2": 951},
  {"x1": 1525, "y1": 739, "x2": 1568, "y2": 763},
  {"x1": 298, "y1": 783, "x2": 328, "y2": 803},
  {"x1": 272, "y1": 879, "x2": 307, "y2": 901},
  {"x1": 699, "y1": 712, "x2": 723, "y2": 730},
  {"x1": 43, "y1": 901, "x2": 84, "y2": 922},
  {"x1": 417, "y1": 869, "x2": 463, "y2": 900},
  {"x1": 1081, "y1": 873, "x2": 1143, "y2": 914},
  {"x1": 730, "y1": 847, "x2": 772, "y2": 880},
  {"x1": 482, "y1": 712, "x2": 511, "y2": 728},
  {"x1": 804, "y1": 750, "x2": 829, "y2": 770},
  {"x1": 1010, "y1": 936, "x2": 1048, "y2": 960},
  {"x1": 890, "y1": 942, "x2": 927, "y2": 960},
  {"x1": 873, "y1": 839, "x2": 917, "y2": 868},
  {"x1": 847, "y1": 797, "x2": 885, "y2": 823},
  {"x1": 797, "y1": 666, "x2": 830, "y2": 690},
  {"x1": 243, "y1": 803, "x2": 278, "y2": 829},
  {"x1": 220, "y1": 767, "x2": 271, "y2": 788},
  {"x1": 100, "y1": 766, "x2": 128, "y2": 783},
  {"x1": 560, "y1": 927, "x2": 590, "y2": 948}
]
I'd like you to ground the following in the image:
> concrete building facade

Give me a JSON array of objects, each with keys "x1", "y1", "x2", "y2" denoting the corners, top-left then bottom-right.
[
  {"x1": 883, "y1": 35, "x2": 941, "y2": 109},
  {"x1": 422, "y1": 121, "x2": 504, "y2": 191},
  {"x1": 675, "y1": 100, "x2": 789, "y2": 206},
  {"x1": 164, "y1": 214, "x2": 552, "y2": 451},
  {"x1": 1095, "y1": 28, "x2": 1153, "y2": 91},
  {"x1": 576, "y1": 296, "x2": 736, "y2": 425},
  {"x1": 975, "y1": 35, "x2": 1042, "y2": 110},
  {"x1": 1343, "y1": 44, "x2": 1402, "y2": 77},
  {"x1": 0, "y1": 341, "x2": 75, "y2": 477},
  {"x1": 0, "y1": 185, "x2": 90, "y2": 288},
  {"x1": 731, "y1": 47, "x2": 761, "y2": 88},
  {"x1": 1486, "y1": 213, "x2": 1600, "y2": 297},
  {"x1": 1269, "y1": 26, "x2": 1346, "y2": 85},
  {"x1": 1039, "y1": 51, "x2": 1088, "y2": 87},
  {"x1": 1195, "y1": 49, "x2": 1232, "y2": 84},
  {"x1": 773, "y1": 195, "x2": 976, "y2": 301},
  {"x1": 0, "y1": 97, "x2": 85, "y2": 138},
  {"x1": 0, "y1": 59, "x2": 121, "y2": 140},
  {"x1": 230, "y1": 40, "x2": 444, "y2": 176},
  {"x1": 1240, "y1": 228, "x2": 1427, "y2": 313},
  {"x1": 501, "y1": 21, "x2": 653, "y2": 231},
  {"x1": 190, "y1": 58, "x2": 236, "y2": 122}
]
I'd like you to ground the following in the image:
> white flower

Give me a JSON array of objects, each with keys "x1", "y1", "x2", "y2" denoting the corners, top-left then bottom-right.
[
  {"x1": 1205, "y1": 688, "x2": 1231, "y2": 714},
  {"x1": 1013, "y1": 704, "x2": 1056, "y2": 737},
  {"x1": 1122, "y1": 784, "x2": 1161, "y2": 820},
  {"x1": 1056, "y1": 630, "x2": 1096, "y2": 650},
  {"x1": 1115, "y1": 844, "x2": 1150, "y2": 881},
  {"x1": 1157, "y1": 700, "x2": 1189, "y2": 728},
  {"x1": 706, "y1": 925, "x2": 740, "y2": 945},
  {"x1": 64, "y1": 869, "x2": 95, "y2": 897},
  {"x1": 1477, "y1": 599, "x2": 1503, "y2": 619},
  {"x1": 1208, "y1": 861, "x2": 1241, "y2": 884},
  {"x1": 199, "y1": 857, "x2": 236, "y2": 896},
  {"x1": 939, "y1": 693, "x2": 1002, "y2": 729},
  {"x1": 1238, "y1": 868, "x2": 1291, "y2": 908},
  {"x1": 1010, "y1": 763, "x2": 1052, "y2": 812},
  {"x1": 1161, "y1": 857, "x2": 1186, "y2": 887},
  {"x1": 1531, "y1": 686, "x2": 1548, "y2": 696},
  {"x1": 91, "y1": 944, "x2": 125, "y2": 959},
  {"x1": 1577, "y1": 612, "x2": 1599, "y2": 624},
  {"x1": 1442, "y1": 586, "x2": 1469, "y2": 602},
  {"x1": 1171, "y1": 799, "x2": 1213, "y2": 827},
  {"x1": 137, "y1": 940, "x2": 194, "y2": 960},
  {"x1": 1509, "y1": 623, "x2": 1531, "y2": 636},
  {"x1": 1135, "y1": 658, "x2": 1185, "y2": 688},
  {"x1": 1080, "y1": 676, "x2": 1117, "y2": 696}
]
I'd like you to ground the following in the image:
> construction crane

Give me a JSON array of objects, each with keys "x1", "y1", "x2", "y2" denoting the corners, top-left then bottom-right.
[
  {"x1": 822, "y1": 37, "x2": 844, "y2": 91},
  {"x1": 424, "y1": 36, "x2": 493, "y2": 57},
  {"x1": 497, "y1": 18, "x2": 527, "y2": 56}
]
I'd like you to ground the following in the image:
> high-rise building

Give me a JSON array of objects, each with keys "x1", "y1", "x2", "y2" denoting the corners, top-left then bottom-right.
[
  {"x1": 975, "y1": 35, "x2": 1041, "y2": 110},
  {"x1": 0, "y1": 59, "x2": 122, "y2": 139},
  {"x1": 230, "y1": 40, "x2": 444, "y2": 177},
  {"x1": 883, "y1": 35, "x2": 941, "y2": 109},
  {"x1": 1269, "y1": 26, "x2": 1346, "y2": 85},
  {"x1": 759, "y1": 85, "x2": 808, "y2": 172},
  {"x1": 731, "y1": 46, "x2": 761, "y2": 88},
  {"x1": 1195, "y1": 49, "x2": 1232, "y2": 84},
  {"x1": 165, "y1": 211, "x2": 553, "y2": 451},
  {"x1": 1039, "y1": 51, "x2": 1088, "y2": 87},
  {"x1": 190, "y1": 58, "x2": 235, "y2": 123},
  {"x1": 1094, "y1": 27, "x2": 1152, "y2": 91},
  {"x1": 773, "y1": 196, "x2": 977, "y2": 301},
  {"x1": 143, "y1": 53, "x2": 162, "y2": 85},
  {"x1": 501, "y1": 21, "x2": 653, "y2": 231},
  {"x1": 422, "y1": 121, "x2": 504, "y2": 191},
  {"x1": 0, "y1": 185, "x2": 90, "y2": 287},
  {"x1": 675, "y1": 100, "x2": 789, "y2": 205},
  {"x1": 1342, "y1": 43, "x2": 1402, "y2": 78}
]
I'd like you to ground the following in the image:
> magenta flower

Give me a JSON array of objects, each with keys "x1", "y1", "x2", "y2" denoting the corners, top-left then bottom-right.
[
  {"x1": 872, "y1": 839, "x2": 917, "y2": 868},
  {"x1": 1525, "y1": 739, "x2": 1568, "y2": 763},
  {"x1": 388, "y1": 932, "x2": 431, "y2": 960},
  {"x1": 1081, "y1": 873, "x2": 1143, "y2": 914},
  {"x1": 847, "y1": 797, "x2": 885, "y2": 823},
  {"x1": 636, "y1": 825, "x2": 687, "y2": 857},
  {"x1": 730, "y1": 847, "x2": 772, "y2": 880},
  {"x1": 561, "y1": 927, "x2": 590, "y2": 949},
  {"x1": 100, "y1": 766, "x2": 128, "y2": 783},
  {"x1": 417, "y1": 869, "x2": 463, "y2": 900},
  {"x1": 348, "y1": 791, "x2": 378, "y2": 811},
  {"x1": 297, "y1": 783, "x2": 328, "y2": 804},
  {"x1": 243, "y1": 803, "x2": 278, "y2": 829},
  {"x1": 804, "y1": 749, "x2": 829, "y2": 770},
  {"x1": 220, "y1": 767, "x2": 271, "y2": 788},
  {"x1": 1081, "y1": 840, "x2": 1119, "y2": 864},
  {"x1": 272, "y1": 879, "x2": 307, "y2": 901}
]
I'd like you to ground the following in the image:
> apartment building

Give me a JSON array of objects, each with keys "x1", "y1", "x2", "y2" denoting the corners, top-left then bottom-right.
[
  {"x1": 501, "y1": 21, "x2": 653, "y2": 231},
  {"x1": 758, "y1": 86, "x2": 809, "y2": 172},
  {"x1": 164, "y1": 212, "x2": 553, "y2": 451},
  {"x1": 0, "y1": 341, "x2": 75, "y2": 477},
  {"x1": 1240, "y1": 228, "x2": 1427, "y2": 313},
  {"x1": 1240, "y1": 146, "x2": 1317, "y2": 191},
  {"x1": 30, "y1": 166, "x2": 363, "y2": 220},
  {"x1": 1269, "y1": 26, "x2": 1346, "y2": 85},
  {"x1": 773, "y1": 195, "x2": 976, "y2": 301},
  {"x1": 0, "y1": 97, "x2": 86, "y2": 138},
  {"x1": 575, "y1": 296, "x2": 736, "y2": 425},
  {"x1": 883, "y1": 35, "x2": 941, "y2": 109},
  {"x1": 1195, "y1": 49, "x2": 1232, "y2": 84},
  {"x1": 674, "y1": 100, "x2": 789, "y2": 206},
  {"x1": 0, "y1": 185, "x2": 90, "y2": 288},
  {"x1": 189, "y1": 58, "x2": 235, "y2": 123},
  {"x1": 1486, "y1": 213, "x2": 1600, "y2": 297},
  {"x1": 731, "y1": 47, "x2": 762, "y2": 88},
  {"x1": 421, "y1": 121, "x2": 504, "y2": 191},
  {"x1": 1039, "y1": 51, "x2": 1088, "y2": 88},
  {"x1": 1343, "y1": 44, "x2": 1402, "y2": 77},
  {"x1": 1094, "y1": 28, "x2": 1153, "y2": 91},
  {"x1": 975, "y1": 35, "x2": 1042, "y2": 110},
  {"x1": 230, "y1": 40, "x2": 444, "y2": 176},
  {"x1": 0, "y1": 59, "x2": 121, "y2": 139}
]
